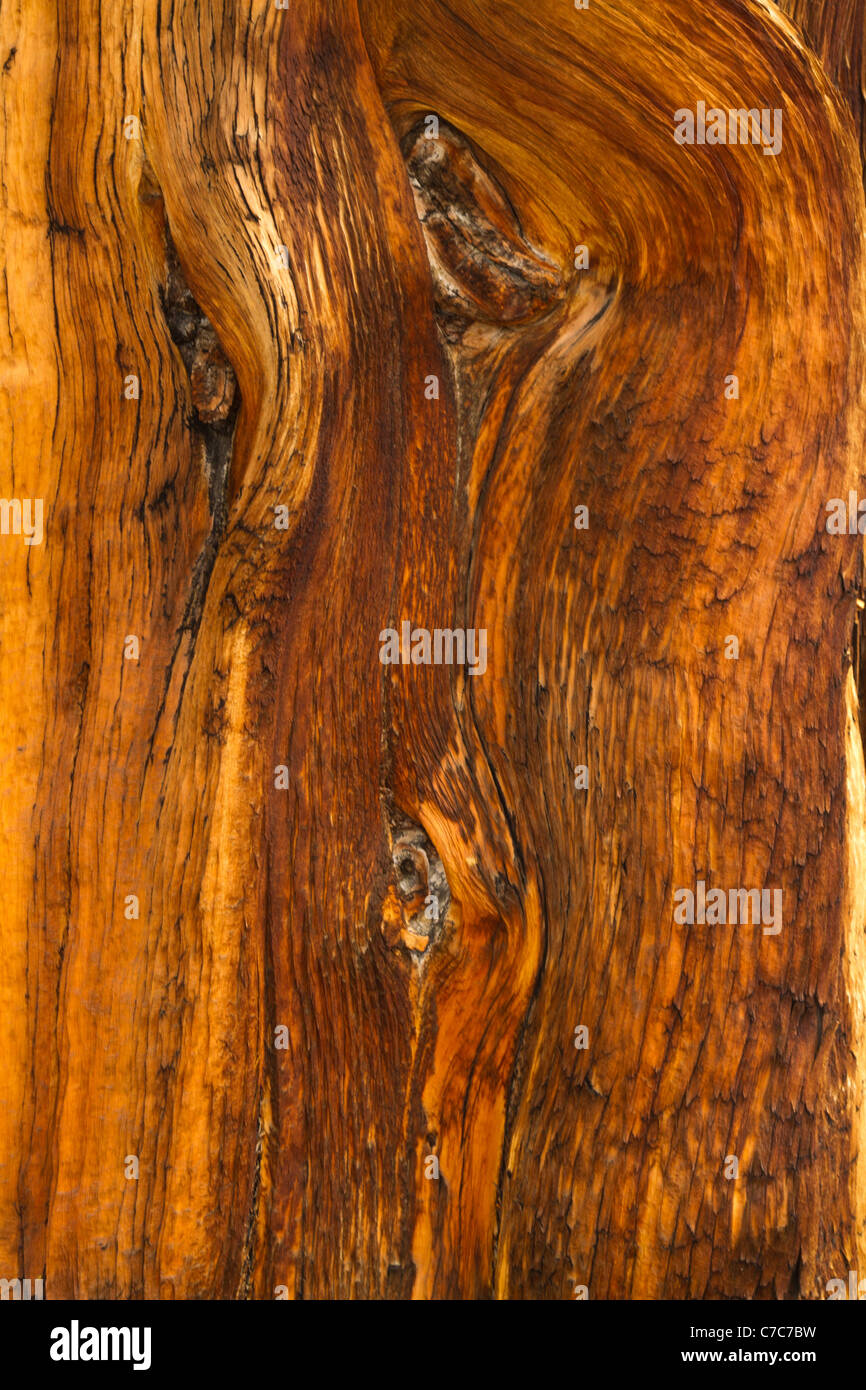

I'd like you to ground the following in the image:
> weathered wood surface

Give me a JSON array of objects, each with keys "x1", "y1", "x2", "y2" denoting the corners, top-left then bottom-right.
[{"x1": 1, "y1": 0, "x2": 866, "y2": 1299}]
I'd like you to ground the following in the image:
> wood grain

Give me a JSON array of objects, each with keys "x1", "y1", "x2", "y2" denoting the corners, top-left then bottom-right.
[{"x1": 2, "y1": 0, "x2": 866, "y2": 1300}]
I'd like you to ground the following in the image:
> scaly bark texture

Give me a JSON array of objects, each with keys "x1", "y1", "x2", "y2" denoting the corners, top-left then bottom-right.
[{"x1": 1, "y1": 0, "x2": 865, "y2": 1299}]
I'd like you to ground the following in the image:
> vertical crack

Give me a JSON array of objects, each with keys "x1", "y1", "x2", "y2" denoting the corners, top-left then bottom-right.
[
  {"x1": 161, "y1": 225, "x2": 240, "y2": 634},
  {"x1": 236, "y1": 1074, "x2": 267, "y2": 1299},
  {"x1": 137, "y1": 156, "x2": 243, "y2": 774}
]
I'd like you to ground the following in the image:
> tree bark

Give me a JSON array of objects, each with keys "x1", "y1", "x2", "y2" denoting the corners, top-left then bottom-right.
[{"x1": 2, "y1": 0, "x2": 866, "y2": 1300}]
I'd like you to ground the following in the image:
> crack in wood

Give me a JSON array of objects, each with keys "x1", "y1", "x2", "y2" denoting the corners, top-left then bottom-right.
[{"x1": 162, "y1": 225, "x2": 239, "y2": 520}]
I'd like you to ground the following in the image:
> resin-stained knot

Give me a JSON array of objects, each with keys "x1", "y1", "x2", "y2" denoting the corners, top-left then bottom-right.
[{"x1": 384, "y1": 821, "x2": 452, "y2": 955}]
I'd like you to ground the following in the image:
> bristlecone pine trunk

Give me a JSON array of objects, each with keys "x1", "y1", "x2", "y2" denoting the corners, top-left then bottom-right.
[{"x1": 2, "y1": 0, "x2": 866, "y2": 1301}]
